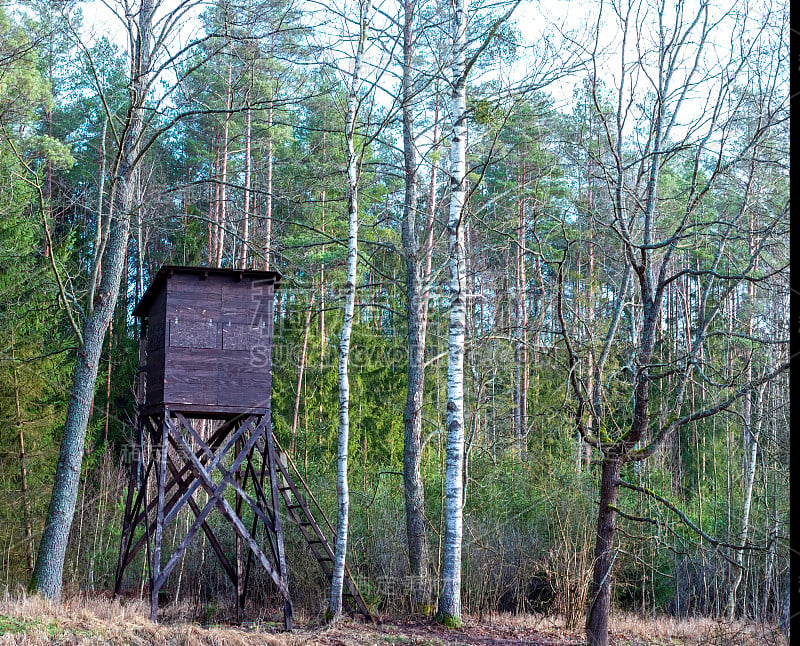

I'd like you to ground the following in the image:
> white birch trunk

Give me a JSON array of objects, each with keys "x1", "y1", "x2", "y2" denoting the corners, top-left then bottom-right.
[
  {"x1": 330, "y1": 0, "x2": 372, "y2": 619},
  {"x1": 436, "y1": 0, "x2": 468, "y2": 624},
  {"x1": 727, "y1": 383, "x2": 765, "y2": 620}
]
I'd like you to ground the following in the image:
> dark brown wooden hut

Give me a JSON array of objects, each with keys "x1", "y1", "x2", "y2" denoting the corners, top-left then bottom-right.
[{"x1": 133, "y1": 265, "x2": 280, "y2": 416}]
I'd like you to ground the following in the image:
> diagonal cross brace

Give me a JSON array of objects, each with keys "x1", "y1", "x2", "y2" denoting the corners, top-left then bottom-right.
[
  {"x1": 153, "y1": 415, "x2": 290, "y2": 601},
  {"x1": 118, "y1": 417, "x2": 244, "y2": 573},
  {"x1": 170, "y1": 413, "x2": 277, "y2": 535},
  {"x1": 149, "y1": 414, "x2": 262, "y2": 590},
  {"x1": 164, "y1": 454, "x2": 237, "y2": 584},
  {"x1": 161, "y1": 415, "x2": 257, "y2": 529}
]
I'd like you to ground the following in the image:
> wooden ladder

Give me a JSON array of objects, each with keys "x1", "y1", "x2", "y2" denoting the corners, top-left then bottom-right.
[{"x1": 271, "y1": 438, "x2": 374, "y2": 621}]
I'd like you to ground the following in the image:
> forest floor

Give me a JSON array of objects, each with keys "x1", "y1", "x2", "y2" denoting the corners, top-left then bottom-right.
[{"x1": 0, "y1": 594, "x2": 788, "y2": 646}]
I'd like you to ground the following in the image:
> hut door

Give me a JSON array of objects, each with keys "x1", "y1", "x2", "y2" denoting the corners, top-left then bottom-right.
[
  {"x1": 219, "y1": 320, "x2": 271, "y2": 409},
  {"x1": 166, "y1": 316, "x2": 220, "y2": 407}
]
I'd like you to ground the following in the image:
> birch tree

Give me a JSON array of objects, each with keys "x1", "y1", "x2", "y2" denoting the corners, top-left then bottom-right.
[
  {"x1": 435, "y1": 0, "x2": 469, "y2": 624},
  {"x1": 435, "y1": 0, "x2": 523, "y2": 624},
  {"x1": 329, "y1": 0, "x2": 373, "y2": 620}
]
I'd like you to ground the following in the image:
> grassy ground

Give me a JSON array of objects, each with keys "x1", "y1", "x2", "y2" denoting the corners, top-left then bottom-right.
[{"x1": 0, "y1": 594, "x2": 788, "y2": 645}]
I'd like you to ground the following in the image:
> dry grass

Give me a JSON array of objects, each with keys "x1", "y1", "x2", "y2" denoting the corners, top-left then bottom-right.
[
  {"x1": 606, "y1": 611, "x2": 788, "y2": 645},
  {"x1": 0, "y1": 593, "x2": 286, "y2": 646},
  {"x1": 0, "y1": 593, "x2": 788, "y2": 645},
  {"x1": 489, "y1": 611, "x2": 789, "y2": 645}
]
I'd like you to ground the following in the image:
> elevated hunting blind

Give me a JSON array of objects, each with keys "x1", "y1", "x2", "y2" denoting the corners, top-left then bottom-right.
[
  {"x1": 134, "y1": 265, "x2": 278, "y2": 415},
  {"x1": 114, "y1": 266, "x2": 371, "y2": 626}
]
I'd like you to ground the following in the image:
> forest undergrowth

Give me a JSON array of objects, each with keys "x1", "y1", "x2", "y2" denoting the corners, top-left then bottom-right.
[{"x1": 0, "y1": 593, "x2": 789, "y2": 646}]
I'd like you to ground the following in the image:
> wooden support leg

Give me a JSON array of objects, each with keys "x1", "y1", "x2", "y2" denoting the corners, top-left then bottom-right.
[
  {"x1": 150, "y1": 413, "x2": 169, "y2": 623},
  {"x1": 235, "y1": 436, "x2": 244, "y2": 624},
  {"x1": 114, "y1": 422, "x2": 142, "y2": 596},
  {"x1": 241, "y1": 438, "x2": 281, "y2": 608},
  {"x1": 241, "y1": 449, "x2": 259, "y2": 609},
  {"x1": 140, "y1": 425, "x2": 157, "y2": 605}
]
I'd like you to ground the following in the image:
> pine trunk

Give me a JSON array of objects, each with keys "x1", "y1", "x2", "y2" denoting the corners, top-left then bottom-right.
[
  {"x1": 239, "y1": 105, "x2": 252, "y2": 268},
  {"x1": 291, "y1": 291, "x2": 314, "y2": 453},
  {"x1": 214, "y1": 62, "x2": 232, "y2": 268},
  {"x1": 209, "y1": 140, "x2": 220, "y2": 263},
  {"x1": 585, "y1": 454, "x2": 622, "y2": 646},
  {"x1": 264, "y1": 102, "x2": 274, "y2": 270}
]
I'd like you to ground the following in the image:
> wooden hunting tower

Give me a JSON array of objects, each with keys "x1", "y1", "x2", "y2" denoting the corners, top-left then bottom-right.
[{"x1": 114, "y1": 266, "x2": 371, "y2": 626}]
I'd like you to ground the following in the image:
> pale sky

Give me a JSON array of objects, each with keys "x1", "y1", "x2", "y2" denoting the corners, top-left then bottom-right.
[{"x1": 76, "y1": 0, "x2": 783, "y2": 143}]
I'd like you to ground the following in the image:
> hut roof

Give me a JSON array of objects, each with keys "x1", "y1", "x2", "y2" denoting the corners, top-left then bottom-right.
[{"x1": 133, "y1": 265, "x2": 282, "y2": 317}]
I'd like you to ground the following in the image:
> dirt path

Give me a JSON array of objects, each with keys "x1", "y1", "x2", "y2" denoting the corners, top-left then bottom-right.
[{"x1": 281, "y1": 617, "x2": 584, "y2": 645}]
